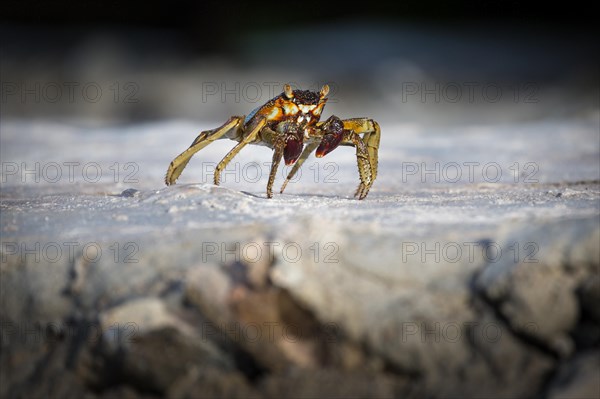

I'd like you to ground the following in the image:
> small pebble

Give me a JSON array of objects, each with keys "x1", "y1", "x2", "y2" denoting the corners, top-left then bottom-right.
[{"x1": 121, "y1": 188, "x2": 139, "y2": 198}]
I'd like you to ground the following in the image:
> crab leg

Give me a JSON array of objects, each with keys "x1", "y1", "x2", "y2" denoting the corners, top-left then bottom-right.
[
  {"x1": 342, "y1": 118, "x2": 380, "y2": 185},
  {"x1": 267, "y1": 140, "x2": 285, "y2": 198},
  {"x1": 279, "y1": 141, "x2": 319, "y2": 194},
  {"x1": 214, "y1": 117, "x2": 267, "y2": 186},
  {"x1": 337, "y1": 118, "x2": 380, "y2": 199},
  {"x1": 165, "y1": 116, "x2": 244, "y2": 185},
  {"x1": 347, "y1": 132, "x2": 373, "y2": 199}
]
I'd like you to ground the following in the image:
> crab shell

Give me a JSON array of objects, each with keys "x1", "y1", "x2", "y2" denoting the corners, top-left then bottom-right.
[{"x1": 245, "y1": 85, "x2": 330, "y2": 164}]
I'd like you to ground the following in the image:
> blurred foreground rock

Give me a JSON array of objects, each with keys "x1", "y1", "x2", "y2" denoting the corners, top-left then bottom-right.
[{"x1": 2, "y1": 196, "x2": 599, "y2": 398}]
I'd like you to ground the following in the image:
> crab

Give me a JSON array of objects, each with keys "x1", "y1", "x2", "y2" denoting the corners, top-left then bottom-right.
[{"x1": 165, "y1": 84, "x2": 380, "y2": 199}]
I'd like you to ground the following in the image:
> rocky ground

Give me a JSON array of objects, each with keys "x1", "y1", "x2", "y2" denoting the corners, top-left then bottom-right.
[{"x1": 1, "y1": 118, "x2": 599, "y2": 398}]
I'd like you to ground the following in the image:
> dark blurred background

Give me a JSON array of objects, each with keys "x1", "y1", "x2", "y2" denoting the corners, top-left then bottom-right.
[{"x1": 1, "y1": 0, "x2": 598, "y2": 125}]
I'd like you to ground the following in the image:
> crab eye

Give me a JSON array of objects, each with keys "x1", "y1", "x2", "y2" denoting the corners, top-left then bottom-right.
[{"x1": 284, "y1": 84, "x2": 294, "y2": 99}]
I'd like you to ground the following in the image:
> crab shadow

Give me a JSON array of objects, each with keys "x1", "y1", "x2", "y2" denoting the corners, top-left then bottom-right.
[{"x1": 240, "y1": 191, "x2": 357, "y2": 201}]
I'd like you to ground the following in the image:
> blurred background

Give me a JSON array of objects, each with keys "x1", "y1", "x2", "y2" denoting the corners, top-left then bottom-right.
[{"x1": 2, "y1": 0, "x2": 599, "y2": 127}]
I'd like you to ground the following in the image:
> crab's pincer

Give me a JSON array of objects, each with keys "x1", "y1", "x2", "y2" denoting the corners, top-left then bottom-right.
[
  {"x1": 282, "y1": 123, "x2": 304, "y2": 165},
  {"x1": 316, "y1": 116, "x2": 345, "y2": 158}
]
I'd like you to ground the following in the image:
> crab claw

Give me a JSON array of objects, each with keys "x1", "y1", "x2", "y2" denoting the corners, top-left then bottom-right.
[
  {"x1": 315, "y1": 133, "x2": 343, "y2": 157},
  {"x1": 316, "y1": 116, "x2": 344, "y2": 157},
  {"x1": 284, "y1": 137, "x2": 303, "y2": 165}
]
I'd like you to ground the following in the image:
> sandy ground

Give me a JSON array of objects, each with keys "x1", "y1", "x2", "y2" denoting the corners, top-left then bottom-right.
[{"x1": 2, "y1": 118, "x2": 598, "y2": 235}]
